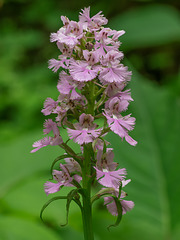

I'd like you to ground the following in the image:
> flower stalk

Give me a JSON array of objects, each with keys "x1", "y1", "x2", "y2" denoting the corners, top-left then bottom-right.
[{"x1": 82, "y1": 143, "x2": 94, "y2": 240}]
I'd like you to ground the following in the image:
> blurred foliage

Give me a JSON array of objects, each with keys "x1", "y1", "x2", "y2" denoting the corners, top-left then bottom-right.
[{"x1": 0, "y1": 0, "x2": 180, "y2": 239}]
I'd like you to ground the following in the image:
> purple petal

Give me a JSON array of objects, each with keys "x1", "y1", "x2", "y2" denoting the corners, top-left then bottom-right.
[{"x1": 44, "y1": 181, "x2": 62, "y2": 195}]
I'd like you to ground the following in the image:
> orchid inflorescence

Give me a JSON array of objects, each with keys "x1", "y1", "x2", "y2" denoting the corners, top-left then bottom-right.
[{"x1": 31, "y1": 6, "x2": 137, "y2": 238}]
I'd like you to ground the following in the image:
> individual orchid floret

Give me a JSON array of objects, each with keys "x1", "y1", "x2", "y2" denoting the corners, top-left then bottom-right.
[
  {"x1": 94, "y1": 148, "x2": 126, "y2": 188},
  {"x1": 64, "y1": 157, "x2": 82, "y2": 173},
  {"x1": 90, "y1": 11, "x2": 108, "y2": 28},
  {"x1": 57, "y1": 91, "x2": 85, "y2": 114},
  {"x1": 53, "y1": 104, "x2": 68, "y2": 126},
  {"x1": 79, "y1": 7, "x2": 108, "y2": 30},
  {"x1": 103, "y1": 111, "x2": 137, "y2": 146},
  {"x1": 105, "y1": 90, "x2": 133, "y2": 114},
  {"x1": 94, "y1": 165, "x2": 126, "y2": 189},
  {"x1": 57, "y1": 71, "x2": 83, "y2": 99},
  {"x1": 78, "y1": 113, "x2": 95, "y2": 128},
  {"x1": 117, "y1": 89, "x2": 134, "y2": 102},
  {"x1": 94, "y1": 29, "x2": 123, "y2": 57},
  {"x1": 111, "y1": 29, "x2": 125, "y2": 41},
  {"x1": 31, "y1": 133, "x2": 62, "y2": 152},
  {"x1": 48, "y1": 58, "x2": 64, "y2": 72},
  {"x1": 44, "y1": 164, "x2": 81, "y2": 195},
  {"x1": 67, "y1": 113, "x2": 102, "y2": 145},
  {"x1": 63, "y1": 87, "x2": 81, "y2": 101},
  {"x1": 50, "y1": 20, "x2": 83, "y2": 48},
  {"x1": 48, "y1": 44, "x2": 72, "y2": 73},
  {"x1": 57, "y1": 78, "x2": 75, "y2": 95},
  {"x1": 31, "y1": 120, "x2": 63, "y2": 152},
  {"x1": 67, "y1": 128, "x2": 100, "y2": 145},
  {"x1": 43, "y1": 119, "x2": 59, "y2": 135},
  {"x1": 105, "y1": 97, "x2": 128, "y2": 114},
  {"x1": 94, "y1": 33, "x2": 114, "y2": 57},
  {"x1": 99, "y1": 63, "x2": 132, "y2": 84},
  {"x1": 104, "y1": 180, "x2": 134, "y2": 216},
  {"x1": 44, "y1": 121, "x2": 63, "y2": 147},
  {"x1": 48, "y1": 55, "x2": 70, "y2": 71},
  {"x1": 95, "y1": 28, "x2": 125, "y2": 43},
  {"x1": 41, "y1": 97, "x2": 59, "y2": 116},
  {"x1": 55, "y1": 94, "x2": 84, "y2": 123},
  {"x1": 69, "y1": 59, "x2": 100, "y2": 82},
  {"x1": 96, "y1": 148, "x2": 118, "y2": 171},
  {"x1": 100, "y1": 50, "x2": 124, "y2": 66},
  {"x1": 105, "y1": 82, "x2": 126, "y2": 97},
  {"x1": 104, "y1": 195, "x2": 134, "y2": 216},
  {"x1": 31, "y1": 137, "x2": 51, "y2": 153}
]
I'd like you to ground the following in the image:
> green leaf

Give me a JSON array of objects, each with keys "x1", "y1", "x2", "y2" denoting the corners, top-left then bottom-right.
[
  {"x1": 107, "y1": 196, "x2": 122, "y2": 231},
  {"x1": 0, "y1": 215, "x2": 61, "y2": 240},
  {"x1": 40, "y1": 196, "x2": 67, "y2": 223},
  {"x1": 61, "y1": 189, "x2": 80, "y2": 227},
  {"x1": 109, "y1": 4, "x2": 180, "y2": 50}
]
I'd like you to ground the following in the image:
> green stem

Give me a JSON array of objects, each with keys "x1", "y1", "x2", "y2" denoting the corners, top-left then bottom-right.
[
  {"x1": 81, "y1": 81, "x2": 96, "y2": 240},
  {"x1": 94, "y1": 86, "x2": 105, "y2": 99},
  {"x1": 82, "y1": 143, "x2": 94, "y2": 240},
  {"x1": 86, "y1": 81, "x2": 95, "y2": 115}
]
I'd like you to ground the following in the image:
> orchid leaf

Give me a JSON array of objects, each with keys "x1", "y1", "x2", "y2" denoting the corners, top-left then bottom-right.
[
  {"x1": 61, "y1": 189, "x2": 80, "y2": 227},
  {"x1": 107, "y1": 196, "x2": 122, "y2": 231},
  {"x1": 109, "y1": 4, "x2": 180, "y2": 50},
  {"x1": 40, "y1": 196, "x2": 67, "y2": 223}
]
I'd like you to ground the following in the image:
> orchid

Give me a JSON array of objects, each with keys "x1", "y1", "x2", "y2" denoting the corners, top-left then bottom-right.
[
  {"x1": 104, "y1": 180, "x2": 135, "y2": 215},
  {"x1": 32, "y1": 7, "x2": 137, "y2": 240}
]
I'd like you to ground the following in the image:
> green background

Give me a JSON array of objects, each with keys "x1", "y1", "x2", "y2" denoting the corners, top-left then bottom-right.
[{"x1": 0, "y1": 0, "x2": 180, "y2": 239}]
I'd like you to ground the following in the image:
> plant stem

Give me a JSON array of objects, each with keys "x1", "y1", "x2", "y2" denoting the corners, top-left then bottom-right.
[
  {"x1": 86, "y1": 81, "x2": 95, "y2": 115},
  {"x1": 81, "y1": 81, "x2": 96, "y2": 240},
  {"x1": 81, "y1": 143, "x2": 94, "y2": 240}
]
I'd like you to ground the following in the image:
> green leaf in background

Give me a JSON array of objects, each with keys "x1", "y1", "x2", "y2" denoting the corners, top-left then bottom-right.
[
  {"x1": 109, "y1": 4, "x2": 180, "y2": 50},
  {"x1": 107, "y1": 196, "x2": 122, "y2": 231},
  {"x1": 0, "y1": 216, "x2": 61, "y2": 240}
]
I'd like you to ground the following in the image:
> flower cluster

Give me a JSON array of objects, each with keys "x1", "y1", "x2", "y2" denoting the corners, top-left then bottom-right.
[{"x1": 32, "y1": 7, "x2": 136, "y2": 221}]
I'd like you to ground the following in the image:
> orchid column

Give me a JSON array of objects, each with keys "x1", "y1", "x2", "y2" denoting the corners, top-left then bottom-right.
[{"x1": 31, "y1": 7, "x2": 137, "y2": 240}]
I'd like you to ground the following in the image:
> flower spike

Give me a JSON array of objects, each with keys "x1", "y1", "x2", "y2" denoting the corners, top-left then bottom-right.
[{"x1": 32, "y1": 6, "x2": 137, "y2": 238}]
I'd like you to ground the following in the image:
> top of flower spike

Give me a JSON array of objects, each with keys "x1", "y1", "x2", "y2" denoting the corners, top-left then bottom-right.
[
  {"x1": 79, "y1": 7, "x2": 108, "y2": 30},
  {"x1": 33, "y1": 6, "x2": 137, "y2": 154}
]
